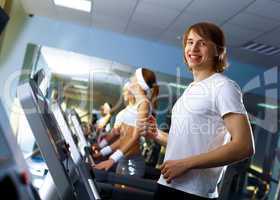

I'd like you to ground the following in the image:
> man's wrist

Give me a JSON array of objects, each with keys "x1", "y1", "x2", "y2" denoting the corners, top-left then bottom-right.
[{"x1": 183, "y1": 156, "x2": 196, "y2": 170}]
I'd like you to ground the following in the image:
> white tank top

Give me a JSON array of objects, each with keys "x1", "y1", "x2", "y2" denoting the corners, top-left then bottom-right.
[{"x1": 118, "y1": 100, "x2": 152, "y2": 127}]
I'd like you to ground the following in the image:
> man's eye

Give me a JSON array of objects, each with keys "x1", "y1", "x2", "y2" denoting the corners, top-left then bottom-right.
[
  {"x1": 198, "y1": 41, "x2": 206, "y2": 46},
  {"x1": 187, "y1": 41, "x2": 193, "y2": 45}
]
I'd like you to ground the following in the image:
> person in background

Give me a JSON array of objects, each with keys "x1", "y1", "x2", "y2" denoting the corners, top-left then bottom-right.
[
  {"x1": 94, "y1": 68, "x2": 159, "y2": 178},
  {"x1": 96, "y1": 102, "x2": 113, "y2": 133},
  {"x1": 139, "y1": 22, "x2": 255, "y2": 200},
  {"x1": 91, "y1": 82, "x2": 133, "y2": 155},
  {"x1": 81, "y1": 121, "x2": 93, "y2": 139}
]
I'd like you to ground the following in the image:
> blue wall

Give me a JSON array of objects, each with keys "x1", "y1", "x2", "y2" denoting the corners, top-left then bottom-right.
[
  {"x1": 20, "y1": 16, "x2": 267, "y2": 84},
  {"x1": 0, "y1": 0, "x2": 269, "y2": 113},
  {"x1": 0, "y1": 2, "x2": 277, "y2": 199}
]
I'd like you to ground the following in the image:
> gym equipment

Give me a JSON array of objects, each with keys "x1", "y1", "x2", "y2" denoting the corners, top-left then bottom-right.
[
  {"x1": 66, "y1": 109, "x2": 90, "y2": 157},
  {"x1": 0, "y1": 100, "x2": 40, "y2": 200},
  {"x1": 18, "y1": 77, "x2": 101, "y2": 200}
]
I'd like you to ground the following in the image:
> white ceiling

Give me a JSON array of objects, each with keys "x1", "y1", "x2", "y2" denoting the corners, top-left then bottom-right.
[{"x1": 19, "y1": 0, "x2": 280, "y2": 68}]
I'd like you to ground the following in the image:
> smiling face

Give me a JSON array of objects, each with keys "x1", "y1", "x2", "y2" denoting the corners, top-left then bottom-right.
[{"x1": 184, "y1": 30, "x2": 217, "y2": 71}]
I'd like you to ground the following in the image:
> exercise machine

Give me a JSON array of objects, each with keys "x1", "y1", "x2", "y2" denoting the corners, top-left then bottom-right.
[
  {"x1": 0, "y1": 100, "x2": 40, "y2": 200},
  {"x1": 18, "y1": 78, "x2": 101, "y2": 200}
]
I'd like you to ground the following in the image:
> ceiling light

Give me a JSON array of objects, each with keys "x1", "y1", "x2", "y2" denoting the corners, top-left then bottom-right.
[{"x1": 54, "y1": 0, "x2": 92, "y2": 12}]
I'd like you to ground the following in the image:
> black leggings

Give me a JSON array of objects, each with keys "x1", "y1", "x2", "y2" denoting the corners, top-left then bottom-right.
[{"x1": 154, "y1": 184, "x2": 217, "y2": 200}]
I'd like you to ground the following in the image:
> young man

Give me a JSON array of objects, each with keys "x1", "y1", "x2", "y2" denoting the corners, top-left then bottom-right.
[{"x1": 140, "y1": 22, "x2": 255, "y2": 199}]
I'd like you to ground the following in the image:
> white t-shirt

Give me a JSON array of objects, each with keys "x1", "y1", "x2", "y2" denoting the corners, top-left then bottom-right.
[{"x1": 158, "y1": 73, "x2": 247, "y2": 198}]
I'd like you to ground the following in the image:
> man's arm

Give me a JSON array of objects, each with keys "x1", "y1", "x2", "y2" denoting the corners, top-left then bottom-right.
[
  {"x1": 161, "y1": 113, "x2": 255, "y2": 183},
  {"x1": 187, "y1": 113, "x2": 254, "y2": 168}
]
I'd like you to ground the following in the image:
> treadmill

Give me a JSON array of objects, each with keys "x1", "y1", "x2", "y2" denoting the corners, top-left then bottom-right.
[
  {"x1": 66, "y1": 109, "x2": 90, "y2": 157},
  {"x1": 0, "y1": 100, "x2": 40, "y2": 200},
  {"x1": 66, "y1": 105, "x2": 160, "y2": 200},
  {"x1": 51, "y1": 102, "x2": 100, "y2": 195},
  {"x1": 51, "y1": 103, "x2": 91, "y2": 165},
  {"x1": 50, "y1": 97, "x2": 158, "y2": 200},
  {"x1": 17, "y1": 78, "x2": 101, "y2": 200}
]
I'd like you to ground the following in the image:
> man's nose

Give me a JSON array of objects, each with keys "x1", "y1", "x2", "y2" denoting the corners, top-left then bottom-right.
[{"x1": 190, "y1": 42, "x2": 200, "y2": 52}]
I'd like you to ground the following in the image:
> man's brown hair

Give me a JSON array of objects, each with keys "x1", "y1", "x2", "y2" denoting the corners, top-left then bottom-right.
[{"x1": 183, "y1": 22, "x2": 228, "y2": 73}]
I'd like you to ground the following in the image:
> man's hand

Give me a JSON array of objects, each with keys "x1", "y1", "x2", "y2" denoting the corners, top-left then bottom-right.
[
  {"x1": 160, "y1": 159, "x2": 192, "y2": 184},
  {"x1": 94, "y1": 159, "x2": 115, "y2": 171}
]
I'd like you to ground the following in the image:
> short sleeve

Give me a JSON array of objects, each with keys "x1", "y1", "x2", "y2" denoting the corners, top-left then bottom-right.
[{"x1": 216, "y1": 80, "x2": 247, "y2": 117}]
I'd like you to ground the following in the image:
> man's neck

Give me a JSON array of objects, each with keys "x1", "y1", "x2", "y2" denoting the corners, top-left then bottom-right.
[{"x1": 192, "y1": 66, "x2": 216, "y2": 82}]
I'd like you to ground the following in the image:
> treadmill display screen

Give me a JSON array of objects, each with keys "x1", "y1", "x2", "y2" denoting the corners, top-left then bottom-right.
[{"x1": 29, "y1": 80, "x2": 67, "y2": 161}]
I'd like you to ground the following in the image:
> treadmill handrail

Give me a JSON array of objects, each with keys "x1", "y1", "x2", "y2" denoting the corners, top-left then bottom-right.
[{"x1": 94, "y1": 170, "x2": 157, "y2": 192}]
